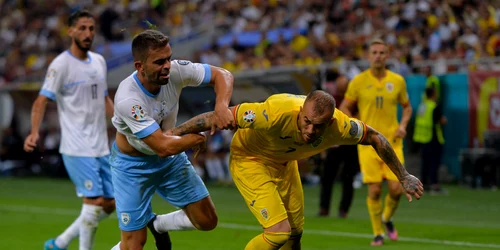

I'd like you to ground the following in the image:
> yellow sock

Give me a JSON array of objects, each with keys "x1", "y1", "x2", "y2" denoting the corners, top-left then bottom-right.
[
  {"x1": 279, "y1": 232, "x2": 302, "y2": 250},
  {"x1": 382, "y1": 194, "x2": 400, "y2": 222},
  {"x1": 366, "y1": 197, "x2": 384, "y2": 236},
  {"x1": 245, "y1": 232, "x2": 291, "y2": 250}
]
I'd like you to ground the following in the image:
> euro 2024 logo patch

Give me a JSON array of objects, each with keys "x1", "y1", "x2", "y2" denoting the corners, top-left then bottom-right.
[
  {"x1": 131, "y1": 105, "x2": 145, "y2": 121},
  {"x1": 243, "y1": 110, "x2": 256, "y2": 123}
]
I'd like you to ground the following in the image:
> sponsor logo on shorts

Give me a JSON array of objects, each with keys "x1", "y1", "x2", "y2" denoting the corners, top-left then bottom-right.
[
  {"x1": 84, "y1": 180, "x2": 93, "y2": 190},
  {"x1": 243, "y1": 110, "x2": 256, "y2": 123},
  {"x1": 121, "y1": 213, "x2": 131, "y2": 225},
  {"x1": 260, "y1": 208, "x2": 269, "y2": 220}
]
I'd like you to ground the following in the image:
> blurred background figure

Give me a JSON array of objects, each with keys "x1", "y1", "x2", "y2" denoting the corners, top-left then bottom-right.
[
  {"x1": 413, "y1": 87, "x2": 448, "y2": 195},
  {"x1": 318, "y1": 71, "x2": 361, "y2": 218}
]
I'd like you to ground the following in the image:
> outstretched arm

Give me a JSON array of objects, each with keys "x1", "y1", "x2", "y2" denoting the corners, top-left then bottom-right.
[{"x1": 360, "y1": 125, "x2": 424, "y2": 202}]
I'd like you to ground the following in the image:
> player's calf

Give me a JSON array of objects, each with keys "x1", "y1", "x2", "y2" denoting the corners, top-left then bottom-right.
[{"x1": 119, "y1": 229, "x2": 148, "y2": 250}]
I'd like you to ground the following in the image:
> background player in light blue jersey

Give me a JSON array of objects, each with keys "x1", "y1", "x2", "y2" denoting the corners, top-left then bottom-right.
[
  {"x1": 23, "y1": 10, "x2": 115, "y2": 250},
  {"x1": 110, "y1": 30, "x2": 236, "y2": 250}
]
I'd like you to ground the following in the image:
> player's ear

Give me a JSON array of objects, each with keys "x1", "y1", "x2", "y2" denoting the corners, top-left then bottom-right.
[{"x1": 134, "y1": 60, "x2": 143, "y2": 72}]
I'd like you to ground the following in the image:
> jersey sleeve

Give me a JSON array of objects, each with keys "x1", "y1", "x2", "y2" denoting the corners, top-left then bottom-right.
[
  {"x1": 39, "y1": 59, "x2": 67, "y2": 101},
  {"x1": 336, "y1": 110, "x2": 368, "y2": 145},
  {"x1": 170, "y1": 60, "x2": 212, "y2": 87},
  {"x1": 115, "y1": 98, "x2": 160, "y2": 139},
  {"x1": 232, "y1": 101, "x2": 272, "y2": 130},
  {"x1": 344, "y1": 77, "x2": 359, "y2": 103},
  {"x1": 398, "y1": 78, "x2": 410, "y2": 107}
]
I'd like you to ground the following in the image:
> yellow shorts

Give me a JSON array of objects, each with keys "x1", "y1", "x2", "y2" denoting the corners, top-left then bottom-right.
[
  {"x1": 229, "y1": 154, "x2": 304, "y2": 230},
  {"x1": 357, "y1": 138, "x2": 405, "y2": 183}
]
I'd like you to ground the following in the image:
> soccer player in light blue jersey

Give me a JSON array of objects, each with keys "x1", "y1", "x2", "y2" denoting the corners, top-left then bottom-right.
[
  {"x1": 24, "y1": 10, "x2": 115, "y2": 250},
  {"x1": 109, "y1": 29, "x2": 235, "y2": 250}
]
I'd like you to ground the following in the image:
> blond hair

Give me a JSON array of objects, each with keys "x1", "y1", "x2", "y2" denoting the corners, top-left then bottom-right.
[{"x1": 369, "y1": 38, "x2": 387, "y2": 47}]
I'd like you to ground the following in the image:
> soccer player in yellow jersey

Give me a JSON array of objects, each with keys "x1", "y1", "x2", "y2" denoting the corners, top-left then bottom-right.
[
  {"x1": 170, "y1": 90, "x2": 423, "y2": 250},
  {"x1": 340, "y1": 39, "x2": 414, "y2": 246}
]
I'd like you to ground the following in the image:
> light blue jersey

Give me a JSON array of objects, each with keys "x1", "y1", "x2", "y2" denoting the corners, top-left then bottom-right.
[{"x1": 110, "y1": 60, "x2": 212, "y2": 231}]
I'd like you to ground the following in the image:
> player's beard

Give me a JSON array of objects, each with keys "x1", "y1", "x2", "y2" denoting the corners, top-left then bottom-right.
[
  {"x1": 74, "y1": 38, "x2": 93, "y2": 53},
  {"x1": 145, "y1": 70, "x2": 169, "y2": 86}
]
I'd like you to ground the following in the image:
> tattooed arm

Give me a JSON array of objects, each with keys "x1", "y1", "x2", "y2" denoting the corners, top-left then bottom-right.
[
  {"x1": 169, "y1": 112, "x2": 215, "y2": 136},
  {"x1": 360, "y1": 125, "x2": 424, "y2": 202}
]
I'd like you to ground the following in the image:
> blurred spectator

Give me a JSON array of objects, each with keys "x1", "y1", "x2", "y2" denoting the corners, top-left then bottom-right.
[{"x1": 4, "y1": 0, "x2": 500, "y2": 84}]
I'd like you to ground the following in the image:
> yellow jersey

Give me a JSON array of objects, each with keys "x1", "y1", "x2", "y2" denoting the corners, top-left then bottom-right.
[
  {"x1": 230, "y1": 94, "x2": 367, "y2": 164},
  {"x1": 344, "y1": 70, "x2": 409, "y2": 140}
]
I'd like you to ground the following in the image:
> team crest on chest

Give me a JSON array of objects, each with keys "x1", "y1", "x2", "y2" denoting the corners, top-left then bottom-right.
[
  {"x1": 243, "y1": 110, "x2": 256, "y2": 123},
  {"x1": 386, "y1": 82, "x2": 394, "y2": 92},
  {"x1": 131, "y1": 105, "x2": 145, "y2": 120},
  {"x1": 311, "y1": 136, "x2": 324, "y2": 148}
]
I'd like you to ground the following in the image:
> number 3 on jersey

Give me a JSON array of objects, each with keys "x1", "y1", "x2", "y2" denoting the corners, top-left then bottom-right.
[{"x1": 375, "y1": 96, "x2": 383, "y2": 109}]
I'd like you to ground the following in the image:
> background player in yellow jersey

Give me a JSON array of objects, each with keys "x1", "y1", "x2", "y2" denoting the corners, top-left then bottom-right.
[
  {"x1": 340, "y1": 38, "x2": 414, "y2": 246},
  {"x1": 170, "y1": 90, "x2": 423, "y2": 250}
]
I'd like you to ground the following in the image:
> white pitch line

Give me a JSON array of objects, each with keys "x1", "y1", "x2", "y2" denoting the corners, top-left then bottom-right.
[{"x1": 2, "y1": 204, "x2": 500, "y2": 249}]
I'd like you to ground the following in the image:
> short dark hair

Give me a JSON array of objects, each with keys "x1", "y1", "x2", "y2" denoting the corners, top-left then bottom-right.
[
  {"x1": 132, "y1": 29, "x2": 170, "y2": 62},
  {"x1": 425, "y1": 87, "x2": 436, "y2": 98},
  {"x1": 305, "y1": 90, "x2": 336, "y2": 114},
  {"x1": 68, "y1": 9, "x2": 94, "y2": 27}
]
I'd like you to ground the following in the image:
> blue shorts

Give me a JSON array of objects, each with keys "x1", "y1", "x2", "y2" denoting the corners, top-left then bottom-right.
[
  {"x1": 61, "y1": 154, "x2": 114, "y2": 199},
  {"x1": 110, "y1": 142, "x2": 209, "y2": 231}
]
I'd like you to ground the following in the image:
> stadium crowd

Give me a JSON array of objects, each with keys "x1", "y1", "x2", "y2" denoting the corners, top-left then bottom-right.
[{"x1": 3, "y1": 0, "x2": 500, "y2": 86}]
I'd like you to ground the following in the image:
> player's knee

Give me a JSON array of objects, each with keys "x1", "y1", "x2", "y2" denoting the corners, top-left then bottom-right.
[
  {"x1": 103, "y1": 199, "x2": 116, "y2": 214},
  {"x1": 193, "y1": 211, "x2": 218, "y2": 231},
  {"x1": 368, "y1": 184, "x2": 382, "y2": 199},
  {"x1": 266, "y1": 219, "x2": 292, "y2": 233},
  {"x1": 121, "y1": 231, "x2": 147, "y2": 250},
  {"x1": 263, "y1": 231, "x2": 291, "y2": 248},
  {"x1": 83, "y1": 196, "x2": 105, "y2": 207}
]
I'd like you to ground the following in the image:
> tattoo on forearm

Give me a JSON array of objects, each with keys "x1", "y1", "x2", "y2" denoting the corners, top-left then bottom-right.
[
  {"x1": 361, "y1": 128, "x2": 408, "y2": 180},
  {"x1": 172, "y1": 112, "x2": 213, "y2": 136}
]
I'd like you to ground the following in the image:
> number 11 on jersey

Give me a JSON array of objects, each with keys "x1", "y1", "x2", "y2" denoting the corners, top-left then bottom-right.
[{"x1": 376, "y1": 96, "x2": 384, "y2": 109}]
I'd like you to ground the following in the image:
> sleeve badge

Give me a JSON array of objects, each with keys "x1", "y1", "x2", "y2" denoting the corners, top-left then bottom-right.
[
  {"x1": 131, "y1": 105, "x2": 145, "y2": 120},
  {"x1": 243, "y1": 110, "x2": 256, "y2": 123}
]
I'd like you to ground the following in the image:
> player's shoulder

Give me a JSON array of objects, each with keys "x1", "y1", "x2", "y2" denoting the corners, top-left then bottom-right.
[
  {"x1": 115, "y1": 73, "x2": 143, "y2": 102},
  {"x1": 88, "y1": 51, "x2": 106, "y2": 64},
  {"x1": 350, "y1": 70, "x2": 371, "y2": 84},
  {"x1": 262, "y1": 93, "x2": 304, "y2": 118},
  {"x1": 386, "y1": 70, "x2": 405, "y2": 83},
  {"x1": 265, "y1": 93, "x2": 305, "y2": 107},
  {"x1": 48, "y1": 51, "x2": 72, "y2": 68}
]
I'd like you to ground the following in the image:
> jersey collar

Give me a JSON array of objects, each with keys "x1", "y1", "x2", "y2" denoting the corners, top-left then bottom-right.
[{"x1": 133, "y1": 71, "x2": 160, "y2": 98}]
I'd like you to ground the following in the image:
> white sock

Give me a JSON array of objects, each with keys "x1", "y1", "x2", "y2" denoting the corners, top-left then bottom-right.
[
  {"x1": 80, "y1": 204, "x2": 102, "y2": 250},
  {"x1": 153, "y1": 210, "x2": 196, "y2": 233},
  {"x1": 55, "y1": 216, "x2": 82, "y2": 248},
  {"x1": 54, "y1": 208, "x2": 110, "y2": 248},
  {"x1": 111, "y1": 242, "x2": 121, "y2": 250}
]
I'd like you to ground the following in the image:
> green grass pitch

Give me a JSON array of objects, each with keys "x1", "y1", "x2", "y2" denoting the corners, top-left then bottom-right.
[{"x1": 1, "y1": 178, "x2": 499, "y2": 250}]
